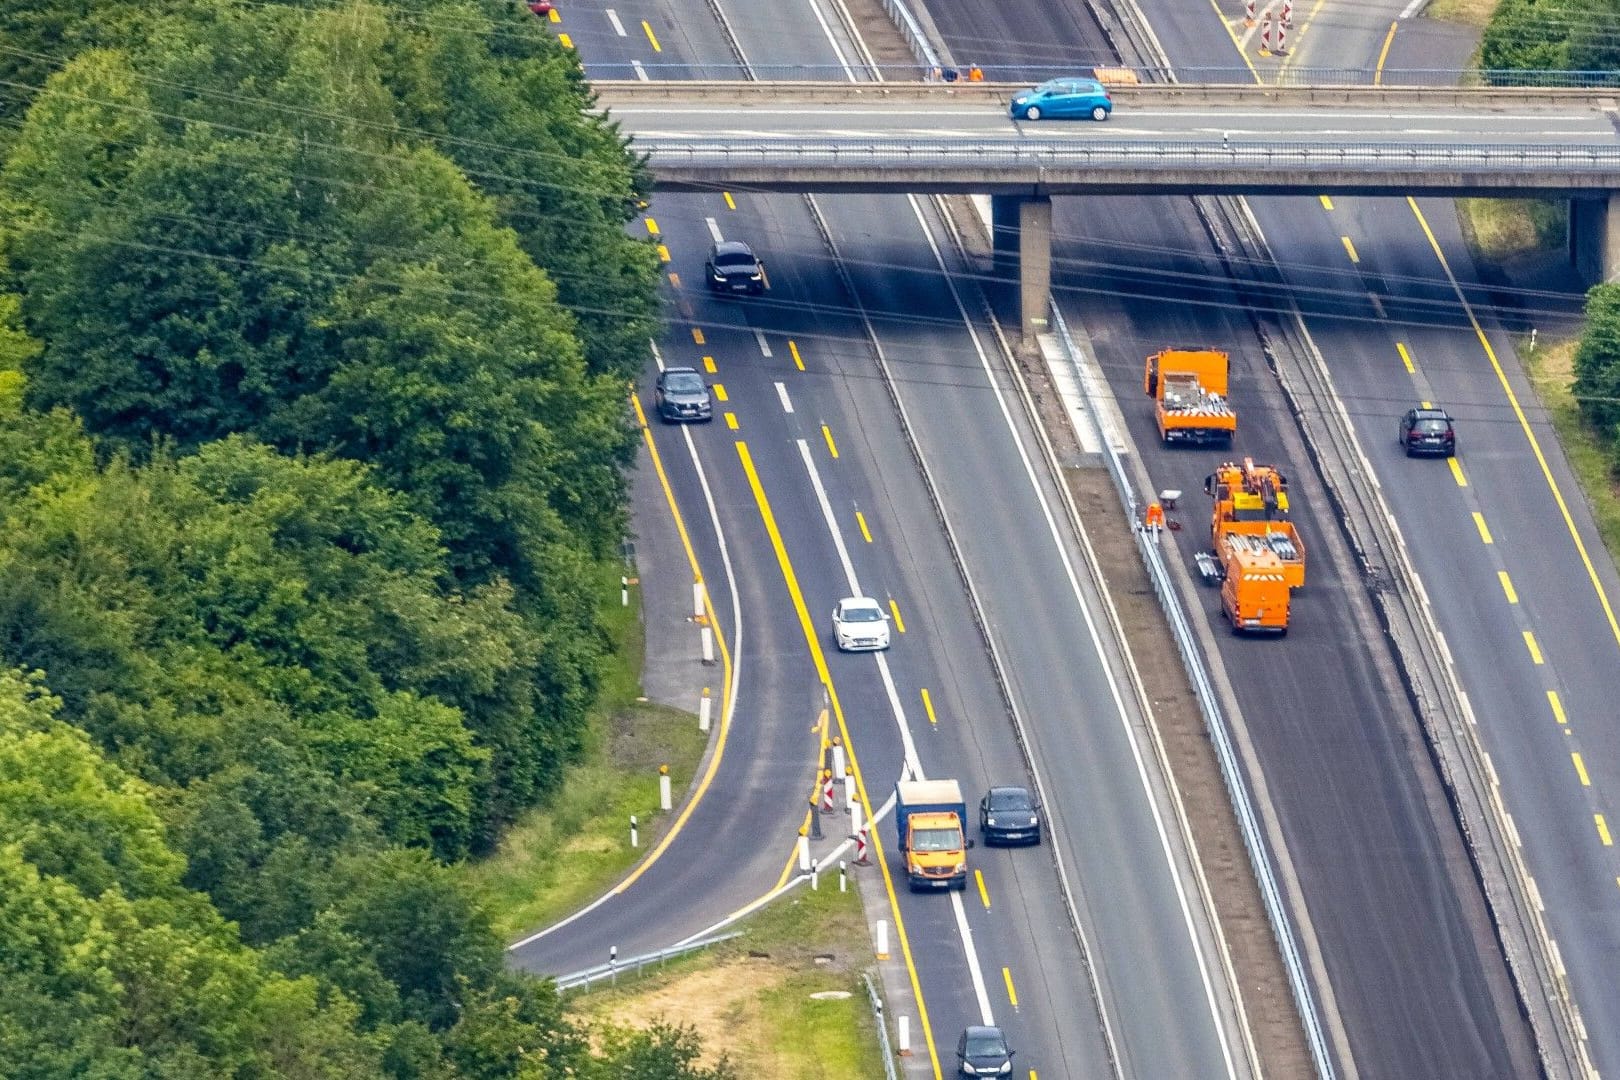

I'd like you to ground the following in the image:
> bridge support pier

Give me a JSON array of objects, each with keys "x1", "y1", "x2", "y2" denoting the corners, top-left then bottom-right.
[
  {"x1": 1570, "y1": 192, "x2": 1620, "y2": 284},
  {"x1": 990, "y1": 195, "x2": 1053, "y2": 349}
]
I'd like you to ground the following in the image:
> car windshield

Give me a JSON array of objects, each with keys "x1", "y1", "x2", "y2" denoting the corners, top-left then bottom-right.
[
  {"x1": 664, "y1": 373, "x2": 704, "y2": 393},
  {"x1": 840, "y1": 606, "x2": 882, "y2": 622},
  {"x1": 989, "y1": 790, "x2": 1032, "y2": 811},
  {"x1": 1413, "y1": 418, "x2": 1450, "y2": 432},
  {"x1": 715, "y1": 250, "x2": 757, "y2": 267},
  {"x1": 912, "y1": 827, "x2": 961, "y2": 852},
  {"x1": 966, "y1": 1033, "x2": 1008, "y2": 1057}
]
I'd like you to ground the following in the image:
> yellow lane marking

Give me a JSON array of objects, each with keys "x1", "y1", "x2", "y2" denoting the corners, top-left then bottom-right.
[
  {"x1": 1319, "y1": 195, "x2": 1334, "y2": 211},
  {"x1": 1598, "y1": 814, "x2": 1614, "y2": 846},
  {"x1": 1524, "y1": 630, "x2": 1544, "y2": 665},
  {"x1": 975, "y1": 869, "x2": 991, "y2": 910},
  {"x1": 821, "y1": 424, "x2": 839, "y2": 459},
  {"x1": 723, "y1": 191, "x2": 737, "y2": 210},
  {"x1": 645, "y1": 218, "x2": 660, "y2": 236},
  {"x1": 1396, "y1": 341, "x2": 1416, "y2": 374},
  {"x1": 557, "y1": 32, "x2": 573, "y2": 48},
  {"x1": 1498, "y1": 572, "x2": 1518, "y2": 604},
  {"x1": 856, "y1": 511, "x2": 873, "y2": 542},
  {"x1": 1473, "y1": 512, "x2": 1493, "y2": 545},
  {"x1": 1421, "y1": 399, "x2": 1432, "y2": 409},
  {"x1": 1341, "y1": 236, "x2": 1359, "y2": 263},
  {"x1": 1207, "y1": 0, "x2": 1261, "y2": 81},
  {"x1": 656, "y1": 244, "x2": 671, "y2": 263},
  {"x1": 889, "y1": 599, "x2": 906, "y2": 633},
  {"x1": 667, "y1": 272, "x2": 680, "y2": 288},
  {"x1": 702, "y1": 355, "x2": 716, "y2": 374},
  {"x1": 724, "y1": 413, "x2": 739, "y2": 430},
  {"x1": 712, "y1": 384, "x2": 728, "y2": 402},
  {"x1": 789, "y1": 339, "x2": 805, "y2": 371},
  {"x1": 641, "y1": 20, "x2": 661, "y2": 51},
  {"x1": 1408, "y1": 197, "x2": 1620, "y2": 653},
  {"x1": 736, "y1": 441, "x2": 943, "y2": 1076},
  {"x1": 921, "y1": 687, "x2": 938, "y2": 726},
  {"x1": 692, "y1": 328, "x2": 705, "y2": 345},
  {"x1": 606, "y1": 396, "x2": 736, "y2": 894},
  {"x1": 548, "y1": 6, "x2": 560, "y2": 20},
  {"x1": 1573, "y1": 752, "x2": 1591, "y2": 786},
  {"x1": 1002, "y1": 967, "x2": 1019, "y2": 1009},
  {"x1": 1276, "y1": 0, "x2": 1330, "y2": 73},
  {"x1": 1448, "y1": 457, "x2": 1468, "y2": 487},
  {"x1": 1549, "y1": 690, "x2": 1568, "y2": 725},
  {"x1": 1375, "y1": 21, "x2": 1397, "y2": 84}
]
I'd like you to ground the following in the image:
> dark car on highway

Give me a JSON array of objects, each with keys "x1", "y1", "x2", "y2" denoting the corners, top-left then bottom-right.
[
  {"x1": 1399, "y1": 406, "x2": 1456, "y2": 457},
  {"x1": 705, "y1": 240, "x2": 766, "y2": 295},
  {"x1": 654, "y1": 367, "x2": 713, "y2": 423},
  {"x1": 957, "y1": 1025, "x2": 1014, "y2": 1077},
  {"x1": 979, "y1": 785, "x2": 1041, "y2": 846}
]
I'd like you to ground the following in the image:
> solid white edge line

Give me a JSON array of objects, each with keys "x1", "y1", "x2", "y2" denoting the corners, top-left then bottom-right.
[{"x1": 903, "y1": 191, "x2": 1238, "y2": 1078}]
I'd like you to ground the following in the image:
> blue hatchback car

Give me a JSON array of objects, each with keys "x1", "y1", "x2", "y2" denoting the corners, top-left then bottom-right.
[{"x1": 1008, "y1": 78, "x2": 1112, "y2": 122}]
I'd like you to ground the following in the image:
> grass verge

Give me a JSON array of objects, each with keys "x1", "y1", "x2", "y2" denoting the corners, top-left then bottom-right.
[
  {"x1": 1423, "y1": 0, "x2": 1498, "y2": 27},
  {"x1": 566, "y1": 882, "x2": 885, "y2": 1077},
  {"x1": 465, "y1": 562, "x2": 711, "y2": 942},
  {"x1": 1524, "y1": 338, "x2": 1620, "y2": 563},
  {"x1": 1455, "y1": 197, "x2": 1566, "y2": 264}
]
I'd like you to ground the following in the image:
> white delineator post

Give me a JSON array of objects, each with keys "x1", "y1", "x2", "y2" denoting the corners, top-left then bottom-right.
[
  {"x1": 831, "y1": 742, "x2": 846, "y2": 781},
  {"x1": 875, "y1": 919, "x2": 890, "y2": 960},
  {"x1": 839, "y1": 859, "x2": 847, "y2": 893},
  {"x1": 810, "y1": 859, "x2": 819, "y2": 890},
  {"x1": 897, "y1": 1016, "x2": 912, "y2": 1057},
  {"x1": 699, "y1": 687, "x2": 712, "y2": 733},
  {"x1": 692, "y1": 580, "x2": 705, "y2": 619},
  {"x1": 629, "y1": 815, "x2": 639, "y2": 848},
  {"x1": 621, "y1": 575, "x2": 629, "y2": 607},
  {"x1": 658, "y1": 765, "x2": 672, "y2": 811},
  {"x1": 700, "y1": 625, "x2": 714, "y2": 665},
  {"x1": 797, "y1": 828, "x2": 811, "y2": 871}
]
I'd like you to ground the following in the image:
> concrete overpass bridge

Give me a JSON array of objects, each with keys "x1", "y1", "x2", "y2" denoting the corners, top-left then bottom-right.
[{"x1": 597, "y1": 82, "x2": 1620, "y2": 337}]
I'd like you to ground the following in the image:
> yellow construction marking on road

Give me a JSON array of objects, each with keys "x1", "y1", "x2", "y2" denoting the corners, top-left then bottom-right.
[
  {"x1": 1498, "y1": 571, "x2": 1518, "y2": 604},
  {"x1": 692, "y1": 328, "x2": 705, "y2": 345},
  {"x1": 1375, "y1": 21, "x2": 1397, "y2": 84},
  {"x1": 1341, "y1": 236, "x2": 1360, "y2": 263},
  {"x1": 1002, "y1": 967, "x2": 1019, "y2": 1009},
  {"x1": 641, "y1": 20, "x2": 661, "y2": 50},
  {"x1": 921, "y1": 687, "x2": 938, "y2": 726},
  {"x1": 821, "y1": 424, "x2": 839, "y2": 459},
  {"x1": 889, "y1": 599, "x2": 906, "y2": 633},
  {"x1": 1409, "y1": 197, "x2": 1620, "y2": 653},
  {"x1": 975, "y1": 869, "x2": 991, "y2": 910},
  {"x1": 723, "y1": 191, "x2": 737, "y2": 210},
  {"x1": 1276, "y1": 0, "x2": 1330, "y2": 74},
  {"x1": 557, "y1": 32, "x2": 573, "y2": 48},
  {"x1": 725, "y1": 413, "x2": 739, "y2": 430},
  {"x1": 1597, "y1": 814, "x2": 1614, "y2": 846},
  {"x1": 702, "y1": 355, "x2": 716, "y2": 373},
  {"x1": 548, "y1": 6, "x2": 560, "y2": 20},
  {"x1": 1319, "y1": 195, "x2": 1334, "y2": 211},
  {"x1": 736, "y1": 440, "x2": 945, "y2": 1077},
  {"x1": 599, "y1": 395, "x2": 736, "y2": 895},
  {"x1": 1396, "y1": 341, "x2": 1416, "y2": 373},
  {"x1": 1447, "y1": 457, "x2": 1467, "y2": 487},
  {"x1": 789, "y1": 339, "x2": 805, "y2": 371},
  {"x1": 856, "y1": 511, "x2": 873, "y2": 542},
  {"x1": 1524, "y1": 630, "x2": 1544, "y2": 665},
  {"x1": 656, "y1": 244, "x2": 671, "y2": 263},
  {"x1": 1207, "y1": 0, "x2": 1262, "y2": 81},
  {"x1": 1421, "y1": 400, "x2": 1432, "y2": 409},
  {"x1": 667, "y1": 272, "x2": 680, "y2": 288},
  {"x1": 1573, "y1": 752, "x2": 1592, "y2": 786},
  {"x1": 1549, "y1": 690, "x2": 1568, "y2": 724},
  {"x1": 712, "y1": 384, "x2": 727, "y2": 402},
  {"x1": 645, "y1": 218, "x2": 660, "y2": 236},
  {"x1": 1473, "y1": 512, "x2": 1493, "y2": 545}
]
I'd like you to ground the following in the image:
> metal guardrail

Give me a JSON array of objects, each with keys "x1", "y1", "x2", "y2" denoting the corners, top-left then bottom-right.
[
  {"x1": 552, "y1": 931, "x2": 745, "y2": 992},
  {"x1": 876, "y1": 0, "x2": 937, "y2": 70},
  {"x1": 1051, "y1": 307, "x2": 1338, "y2": 1080},
  {"x1": 863, "y1": 972, "x2": 901, "y2": 1080}
]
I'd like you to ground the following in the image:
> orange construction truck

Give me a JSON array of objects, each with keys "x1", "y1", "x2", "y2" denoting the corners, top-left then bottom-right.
[
  {"x1": 1219, "y1": 533, "x2": 1291, "y2": 635},
  {"x1": 1205, "y1": 458, "x2": 1304, "y2": 588},
  {"x1": 1144, "y1": 348, "x2": 1236, "y2": 445}
]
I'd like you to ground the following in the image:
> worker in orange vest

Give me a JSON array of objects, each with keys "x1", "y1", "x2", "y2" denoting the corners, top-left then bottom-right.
[
  {"x1": 1144, "y1": 501, "x2": 1165, "y2": 538},
  {"x1": 968, "y1": 63, "x2": 985, "y2": 82}
]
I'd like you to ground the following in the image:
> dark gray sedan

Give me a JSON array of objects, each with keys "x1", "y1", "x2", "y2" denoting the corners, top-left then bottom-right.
[
  {"x1": 654, "y1": 367, "x2": 713, "y2": 423},
  {"x1": 979, "y1": 786, "x2": 1041, "y2": 846}
]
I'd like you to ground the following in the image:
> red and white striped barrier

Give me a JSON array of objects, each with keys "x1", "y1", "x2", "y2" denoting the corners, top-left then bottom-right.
[
  {"x1": 1276, "y1": 18, "x2": 1288, "y2": 52},
  {"x1": 852, "y1": 826, "x2": 871, "y2": 865},
  {"x1": 1281, "y1": 0, "x2": 1293, "y2": 25},
  {"x1": 820, "y1": 771, "x2": 836, "y2": 812},
  {"x1": 1244, "y1": 0, "x2": 1255, "y2": 25},
  {"x1": 1260, "y1": 13, "x2": 1272, "y2": 52}
]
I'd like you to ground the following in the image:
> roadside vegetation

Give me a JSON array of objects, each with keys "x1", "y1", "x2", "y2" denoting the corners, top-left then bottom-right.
[
  {"x1": 1526, "y1": 336, "x2": 1620, "y2": 559},
  {"x1": 568, "y1": 882, "x2": 886, "y2": 1078},
  {"x1": 0, "y1": 0, "x2": 740, "y2": 1075}
]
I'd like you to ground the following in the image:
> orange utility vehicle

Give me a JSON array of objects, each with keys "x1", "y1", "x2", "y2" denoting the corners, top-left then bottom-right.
[
  {"x1": 1205, "y1": 458, "x2": 1305, "y2": 588},
  {"x1": 1144, "y1": 348, "x2": 1236, "y2": 445},
  {"x1": 1218, "y1": 534, "x2": 1291, "y2": 635}
]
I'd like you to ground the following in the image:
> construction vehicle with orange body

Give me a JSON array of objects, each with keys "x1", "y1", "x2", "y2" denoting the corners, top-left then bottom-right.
[
  {"x1": 1198, "y1": 459, "x2": 1304, "y2": 634},
  {"x1": 1144, "y1": 348, "x2": 1236, "y2": 445}
]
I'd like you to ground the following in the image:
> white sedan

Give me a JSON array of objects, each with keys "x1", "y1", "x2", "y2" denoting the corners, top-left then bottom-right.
[{"x1": 832, "y1": 596, "x2": 891, "y2": 652}]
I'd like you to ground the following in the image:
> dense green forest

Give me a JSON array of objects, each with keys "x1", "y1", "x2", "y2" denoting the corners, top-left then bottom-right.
[{"x1": 0, "y1": 0, "x2": 727, "y2": 1074}]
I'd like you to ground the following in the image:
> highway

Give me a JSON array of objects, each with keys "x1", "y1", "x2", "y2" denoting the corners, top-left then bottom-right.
[
  {"x1": 922, "y1": 0, "x2": 1542, "y2": 1077},
  {"x1": 513, "y1": 2, "x2": 1249, "y2": 1078}
]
